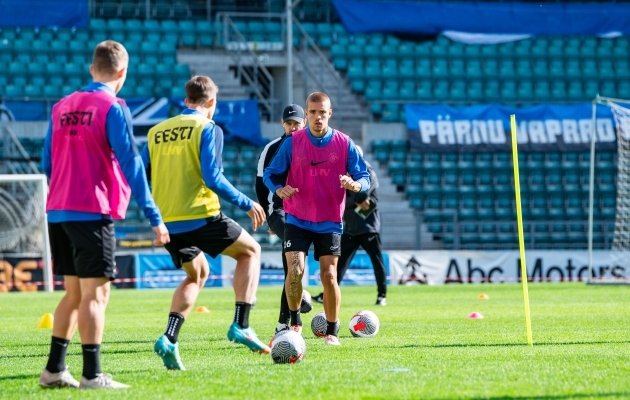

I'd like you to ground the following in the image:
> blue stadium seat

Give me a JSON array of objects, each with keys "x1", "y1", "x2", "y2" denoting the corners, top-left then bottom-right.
[
  {"x1": 434, "y1": 80, "x2": 449, "y2": 101},
  {"x1": 432, "y1": 59, "x2": 448, "y2": 78},
  {"x1": 399, "y1": 80, "x2": 415, "y2": 100},
  {"x1": 450, "y1": 80, "x2": 466, "y2": 101},
  {"x1": 416, "y1": 80, "x2": 432, "y2": 100},
  {"x1": 382, "y1": 103, "x2": 401, "y2": 122}
]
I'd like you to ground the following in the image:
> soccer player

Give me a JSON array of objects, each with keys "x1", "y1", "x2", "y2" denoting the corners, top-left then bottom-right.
[
  {"x1": 255, "y1": 104, "x2": 312, "y2": 338},
  {"x1": 145, "y1": 75, "x2": 270, "y2": 371},
  {"x1": 263, "y1": 92, "x2": 370, "y2": 345},
  {"x1": 312, "y1": 146, "x2": 388, "y2": 306},
  {"x1": 39, "y1": 40, "x2": 170, "y2": 390}
]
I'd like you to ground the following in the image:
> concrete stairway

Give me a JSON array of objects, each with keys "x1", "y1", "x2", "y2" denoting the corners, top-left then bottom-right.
[
  {"x1": 292, "y1": 50, "x2": 370, "y2": 145},
  {"x1": 178, "y1": 50, "x2": 250, "y2": 101}
]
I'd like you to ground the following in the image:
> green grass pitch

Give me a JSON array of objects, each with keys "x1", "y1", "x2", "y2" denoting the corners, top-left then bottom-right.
[{"x1": 0, "y1": 283, "x2": 629, "y2": 399}]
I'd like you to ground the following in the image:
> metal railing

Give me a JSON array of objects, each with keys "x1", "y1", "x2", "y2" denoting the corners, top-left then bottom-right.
[
  {"x1": 292, "y1": 16, "x2": 345, "y2": 126},
  {"x1": 0, "y1": 126, "x2": 41, "y2": 175},
  {"x1": 216, "y1": 12, "x2": 277, "y2": 120}
]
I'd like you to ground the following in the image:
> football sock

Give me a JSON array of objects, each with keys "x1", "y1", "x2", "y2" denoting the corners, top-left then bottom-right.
[
  {"x1": 234, "y1": 302, "x2": 252, "y2": 329},
  {"x1": 290, "y1": 309, "x2": 302, "y2": 326},
  {"x1": 326, "y1": 320, "x2": 339, "y2": 336},
  {"x1": 81, "y1": 344, "x2": 102, "y2": 380},
  {"x1": 279, "y1": 287, "x2": 291, "y2": 325},
  {"x1": 165, "y1": 312, "x2": 185, "y2": 343},
  {"x1": 45, "y1": 336, "x2": 70, "y2": 373}
]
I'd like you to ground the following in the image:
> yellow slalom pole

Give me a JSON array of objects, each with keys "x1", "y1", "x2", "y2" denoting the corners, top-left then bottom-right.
[{"x1": 510, "y1": 114, "x2": 533, "y2": 347}]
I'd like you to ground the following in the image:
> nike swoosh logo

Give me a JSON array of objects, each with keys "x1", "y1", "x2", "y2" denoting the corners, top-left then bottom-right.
[
  {"x1": 368, "y1": 236, "x2": 376, "y2": 241},
  {"x1": 311, "y1": 160, "x2": 326, "y2": 166}
]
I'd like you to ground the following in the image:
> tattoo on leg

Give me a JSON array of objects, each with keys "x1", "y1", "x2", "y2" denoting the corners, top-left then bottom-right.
[{"x1": 288, "y1": 253, "x2": 301, "y2": 300}]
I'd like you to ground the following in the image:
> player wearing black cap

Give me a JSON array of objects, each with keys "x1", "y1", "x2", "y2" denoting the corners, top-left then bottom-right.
[{"x1": 255, "y1": 104, "x2": 312, "y2": 337}]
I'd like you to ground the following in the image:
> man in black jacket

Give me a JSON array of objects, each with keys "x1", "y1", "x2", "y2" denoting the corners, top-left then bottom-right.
[
  {"x1": 255, "y1": 104, "x2": 312, "y2": 336},
  {"x1": 312, "y1": 146, "x2": 387, "y2": 306}
]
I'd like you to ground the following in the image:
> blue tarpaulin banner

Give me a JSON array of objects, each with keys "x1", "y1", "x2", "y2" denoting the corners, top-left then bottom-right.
[
  {"x1": 134, "y1": 254, "x2": 223, "y2": 289},
  {"x1": 169, "y1": 98, "x2": 265, "y2": 146},
  {"x1": 333, "y1": 0, "x2": 630, "y2": 36},
  {"x1": 5, "y1": 97, "x2": 265, "y2": 146},
  {"x1": 0, "y1": 0, "x2": 88, "y2": 28},
  {"x1": 4, "y1": 100, "x2": 48, "y2": 121},
  {"x1": 405, "y1": 103, "x2": 622, "y2": 152}
]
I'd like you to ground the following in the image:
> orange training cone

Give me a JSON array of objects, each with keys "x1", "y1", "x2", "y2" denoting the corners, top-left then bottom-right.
[
  {"x1": 37, "y1": 313, "x2": 54, "y2": 329},
  {"x1": 478, "y1": 293, "x2": 490, "y2": 300},
  {"x1": 195, "y1": 306, "x2": 210, "y2": 313}
]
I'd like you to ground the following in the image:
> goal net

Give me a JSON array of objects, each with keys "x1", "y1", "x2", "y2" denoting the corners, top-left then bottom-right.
[
  {"x1": 0, "y1": 174, "x2": 53, "y2": 292},
  {"x1": 588, "y1": 98, "x2": 630, "y2": 284}
]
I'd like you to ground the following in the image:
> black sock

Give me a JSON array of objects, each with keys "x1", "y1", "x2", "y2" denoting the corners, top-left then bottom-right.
[
  {"x1": 165, "y1": 312, "x2": 185, "y2": 343},
  {"x1": 234, "y1": 302, "x2": 252, "y2": 329},
  {"x1": 45, "y1": 336, "x2": 70, "y2": 373},
  {"x1": 279, "y1": 287, "x2": 290, "y2": 325},
  {"x1": 326, "y1": 320, "x2": 339, "y2": 336},
  {"x1": 290, "y1": 309, "x2": 302, "y2": 326},
  {"x1": 81, "y1": 344, "x2": 102, "y2": 380}
]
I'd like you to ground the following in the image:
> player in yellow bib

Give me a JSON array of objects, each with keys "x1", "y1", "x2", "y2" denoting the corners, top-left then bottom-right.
[{"x1": 142, "y1": 76, "x2": 270, "y2": 370}]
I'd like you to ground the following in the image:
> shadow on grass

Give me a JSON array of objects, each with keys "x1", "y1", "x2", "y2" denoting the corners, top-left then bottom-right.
[
  {"x1": 397, "y1": 340, "x2": 630, "y2": 349},
  {"x1": 1, "y1": 347, "x2": 154, "y2": 360},
  {"x1": 0, "y1": 373, "x2": 39, "y2": 382}
]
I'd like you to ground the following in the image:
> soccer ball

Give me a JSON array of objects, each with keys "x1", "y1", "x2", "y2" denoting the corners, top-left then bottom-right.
[
  {"x1": 310, "y1": 311, "x2": 339, "y2": 337},
  {"x1": 348, "y1": 310, "x2": 380, "y2": 338},
  {"x1": 300, "y1": 290, "x2": 313, "y2": 314},
  {"x1": 310, "y1": 311, "x2": 327, "y2": 337},
  {"x1": 271, "y1": 330, "x2": 306, "y2": 364}
]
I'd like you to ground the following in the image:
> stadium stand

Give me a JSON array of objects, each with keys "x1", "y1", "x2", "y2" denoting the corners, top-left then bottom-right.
[{"x1": 1, "y1": 0, "x2": 624, "y2": 251}]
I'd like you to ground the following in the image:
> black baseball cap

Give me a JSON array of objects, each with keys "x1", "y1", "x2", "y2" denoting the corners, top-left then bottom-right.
[{"x1": 282, "y1": 104, "x2": 305, "y2": 122}]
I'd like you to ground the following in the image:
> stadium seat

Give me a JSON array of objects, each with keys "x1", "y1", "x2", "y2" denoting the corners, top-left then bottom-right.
[
  {"x1": 416, "y1": 80, "x2": 432, "y2": 100},
  {"x1": 465, "y1": 59, "x2": 483, "y2": 78},
  {"x1": 551, "y1": 81, "x2": 567, "y2": 101}
]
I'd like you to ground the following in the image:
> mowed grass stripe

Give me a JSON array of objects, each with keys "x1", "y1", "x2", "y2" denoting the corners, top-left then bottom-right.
[{"x1": 0, "y1": 284, "x2": 628, "y2": 399}]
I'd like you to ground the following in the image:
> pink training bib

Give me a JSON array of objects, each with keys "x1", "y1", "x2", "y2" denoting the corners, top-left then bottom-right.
[
  {"x1": 284, "y1": 128, "x2": 349, "y2": 223},
  {"x1": 47, "y1": 90, "x2": 131, "y2": 219}
]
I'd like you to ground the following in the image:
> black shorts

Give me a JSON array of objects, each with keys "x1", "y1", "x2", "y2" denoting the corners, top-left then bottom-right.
[
  {"x1": 164, "y1": 213, "x2": 243, "y2": 268},
  {"x1": 267, "y1": 210, "x2": 286, "y2": 242},
  {"x1": 49, "y1": 219, "x2": 116, "y2": 279},
  {"x1": 283, "y1": 223, "x2": 341, "y2": 261}
]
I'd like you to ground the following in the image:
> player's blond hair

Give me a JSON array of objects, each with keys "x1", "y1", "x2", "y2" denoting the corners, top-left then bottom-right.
[
  {"x1": 92, "y1": 40, "x2": 129, "y2": 76},
  {"x1": 306, "y1": 91, "x2": 331, "y2": 106},
  {"x1": 186, "y1": 76, "x2": 219, "y2": 104}
]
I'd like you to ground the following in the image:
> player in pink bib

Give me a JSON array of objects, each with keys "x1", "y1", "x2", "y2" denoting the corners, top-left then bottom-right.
[{"x1": 263, "y1": 92, "x2": 370, "y2": 345}]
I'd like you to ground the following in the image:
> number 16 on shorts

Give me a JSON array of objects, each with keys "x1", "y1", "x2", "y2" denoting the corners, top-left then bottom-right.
[{"x1": 284, "y1": 240, "x2": 291, "y2": 249}]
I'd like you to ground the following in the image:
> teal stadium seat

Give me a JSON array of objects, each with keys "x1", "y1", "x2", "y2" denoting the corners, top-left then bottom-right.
[
  {"x1": 381, "y1": 103, "x2": 401, "y2": 122},
  {"x1": 450, "y1": 59, "x2": 465, "y2": 77},
  {"x1": 432, "y1": 59, "x2": 448, "y2": 78},
  {"x1": 364, "y1": 81, "x2": 381, "y2": 101},
  {"x1": 347, "y1": 59, "x2": 365, "y2": 79},
  {"x1": 382, "y1": 80, "x2": 399, "y2": 100},
  {"x1": 450, "y1": 80, "x2": 466, "y2": 101},
  {"x1": 466, "y1": 60, "x2": 483, "y2": 79},
  {"x1": 400, "y1": 80, "x2": 415, "y2": 100},
  {"x1": 416, "y1": 80, "x2": 432, "y2": 100}
]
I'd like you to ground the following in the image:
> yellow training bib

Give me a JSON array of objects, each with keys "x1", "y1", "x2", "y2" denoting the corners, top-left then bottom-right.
[{"x1": 147, "y1": 113, "x2": 220, "y2": 222}]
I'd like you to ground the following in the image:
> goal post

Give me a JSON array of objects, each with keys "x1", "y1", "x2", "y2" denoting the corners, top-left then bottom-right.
[
  {"x1": 588, "y1": 96, "x2": 630, "y2": 284},
  {"x1": 0, "y1": 174, "x2": 52, "y2": 292}
]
